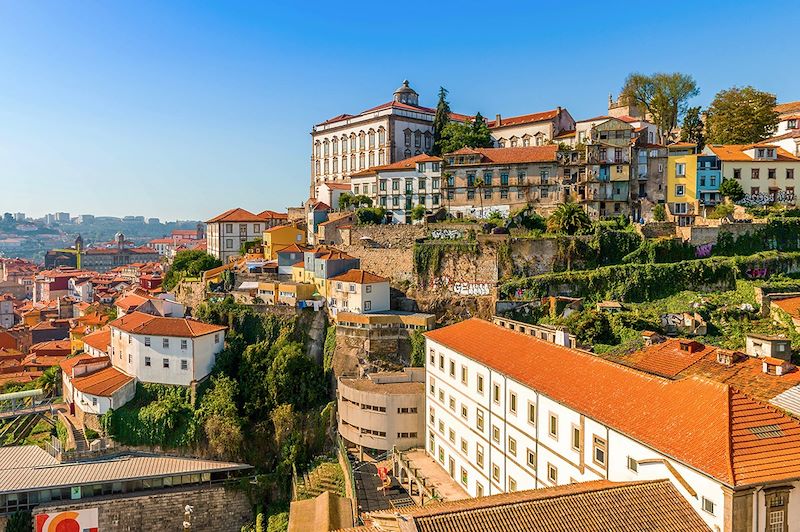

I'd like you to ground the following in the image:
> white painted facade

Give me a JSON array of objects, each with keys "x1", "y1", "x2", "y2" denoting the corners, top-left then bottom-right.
[
  {"x1": 373, "y1": 163, "x2": 443, "y2": 224},
  {"x1": 206, "y1": 220, "x2": 265, "y2": 263},
  {"x1": 109, "y1": 327, "x2": 224, "y2": 386},
  {"x1": 328, "y1": 279, "x2": 390, "y2": 315},
  {"x1": 423, "y1": 336, "x2": 793, "y2": 532}
]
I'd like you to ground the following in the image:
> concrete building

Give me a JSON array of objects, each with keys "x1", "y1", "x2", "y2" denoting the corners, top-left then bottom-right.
[
  {"x1": 108, "y1": 312, "x2": 226, "y2": 387},
  {"x1": 205, "y1": 208, "x2": 288, "y2": 263},
  {"x1": 327, "y1": 269, "x2": 390, "y2": 316},
  {"x1": 425, "y1": 318, "x2": 800, "y2": 531},
  {"x1": 337, "y1": 367, "x2": 426, "y2": 454},
  {"x1": 705, "y1": 144, "x2": 800, "y2": 206},
  {"x1": 443, "y1": 146, "x2": 560, "y2": 218},
  {"x1": 310, "y1": 80, "x2": 469, "y2": 196},
  {"x1": 262, "y1": 224, "x2": 306, "y2": 260},
  {"x1": 351, "y1": 154, "x2": 443, "y2": 224},
  {"x1": 745, "y1": 333, "x2": 792, "y2": 361}
]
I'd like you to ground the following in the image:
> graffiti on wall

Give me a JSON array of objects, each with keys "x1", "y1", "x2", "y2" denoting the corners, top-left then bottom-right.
[
  {"x1": 745, "y1": 267, "x2": 769, "y2": 279},
  {"x1": 738, "y1": 191, "x2": 796, "y2": 207},
  {"x1": 430, "y1": 229, "x2": 463, "y2": 240},
  {"x1": 695, "y1": 243, "x2": 714, "y2": 258},
  {"x1": 36, "y1": 508, "x2": 99, "y2": 532},
  {"x1": 434, "y1": 276, "x2": 492, "y2": 296}
]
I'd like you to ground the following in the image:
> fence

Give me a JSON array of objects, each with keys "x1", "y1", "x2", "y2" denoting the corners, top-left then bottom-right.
[{"x1": 337, "y1": 436, "x2": 359, "y2": 524}]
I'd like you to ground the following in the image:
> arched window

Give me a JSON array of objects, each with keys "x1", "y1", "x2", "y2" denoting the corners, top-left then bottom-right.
[
  {"x1": 510, "y1": 136, "x2": 518, "y2": 147},
  {"x1": 498, "y1": 139, "x2": 506, "y2": 148},
  {"x1": 332, "y1": 158, "x2": 338, "y2": 173},
  {"x1": 368, "y1": 130, "x2": 376, "y2": 149},
  {"x1": 378, "y1": 128, "x2": 386, "y2": 145},
  {"x1": 369, "y1": 151, "x2": 375, "y2": 167},
  {"x1": 342, "y1": 138, "x2": 348, "y2": 153},
  {"x1": 332, "y1": 137, "x2": 338, "y2": 155},
  {"x1": 315, "y1": 142, "x2": 321, "y2": 157},
  {"x1": 359, "y1": 153, "x2": 365, "y2": 169},
  {"x1": 342, "y1": 156, "x2": 348, "y2": 172},
  {"x1": 359, "y1": 131, "x2": 366, "y2": 150},
  {"x1": 350, "y1": 134, "x2": 357, "y2": 152},
  {"x1": 323, "y1": 159, "x2": 329, "y2": 174},
  {"x1": 414, "y1": 131, "x2": 422, "y2": 148},
  {"x1": 315, "y1": 160, "x2": 320, "y2": 175},
  {"x1": 378, "y1": 150, "x2": 385, "y2": 165},
  {"x1": 350, "y1": 154, "x2": 356, "y2": 170},
  {"x1": 404, "y1": 129, "x2": 412, "y2": 147},
  {"x1": 424, "y1": 132, "x2": 432, "y2": 150},
  {"x1": 323, "y1": 140, "x2": 329, "y2": 156}
]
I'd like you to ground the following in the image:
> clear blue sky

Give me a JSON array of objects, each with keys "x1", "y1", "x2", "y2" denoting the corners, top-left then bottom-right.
[{"x1": 1, "y1": 0, "x2": 797, "y2": 221}]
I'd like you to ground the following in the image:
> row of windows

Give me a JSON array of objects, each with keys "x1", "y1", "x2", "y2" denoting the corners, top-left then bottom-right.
[
  {"x1": 733, "y1": 168, "x2": 795, "y2": 180},
  {"x1": 222, "y1": 223, "x2": 262, "y2": 234},
  {"x1": 315, "y1": 129, "x2": 387, "y2": 157},
  {"x1": 316, "y1": 151, "x2": 386, "y2": 175}
]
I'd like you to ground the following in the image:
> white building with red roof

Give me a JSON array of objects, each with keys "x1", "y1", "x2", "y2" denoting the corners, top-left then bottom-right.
[
  {"x1": 326, "y1": 269, "x2": 389, "y2": 316},
  {"x1": 60, "y1": 353, "x2": 134, "y2": 419},
  {"x1": 108, "y1": 312, "x2": 226, "y2": 386},
  {"x1": 425, "y1": 318, "x2": 800, "y2": 532},
  {"x1": 205, "y1": 208, "x2": 288, "y2": 263},
  {"x1": 310, "y1": 80, "x2": 470, "y2": 196}
]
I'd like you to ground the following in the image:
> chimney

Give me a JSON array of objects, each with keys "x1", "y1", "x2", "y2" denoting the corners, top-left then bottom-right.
[
  {"x1": 557, "y1": 106, "x2": 562, "y2": 114},
  {"x1": 495, "y1": 114, "x2": 502, "y2": 127}
]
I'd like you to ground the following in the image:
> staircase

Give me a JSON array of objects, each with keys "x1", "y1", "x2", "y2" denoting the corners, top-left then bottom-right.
[{"x1": 71, "y1": 424, "x2": 89, "y2": 452}]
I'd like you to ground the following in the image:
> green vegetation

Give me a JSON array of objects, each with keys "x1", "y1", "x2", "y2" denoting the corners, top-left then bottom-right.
[
  {"x1": 410, "y1": 204, "x2": 426, "y2": 221},
  {"x1": 719, "y1": 178, "x2": 745, "y2": 202},
  {"x1": 621, "y1": 238, "x2": 695, "y2": 264},
  {"x1": 164, "y1": 250, "x2": 222, "y2": 290},
  {"x1": 354, "y1": 206, "x2": 386, "y2": 225},
  {"x1": 652, "y1": 204, "x2": 666, "y2": 222},
  {"x1": 620, "y1": 72, "x2": 699, "y2": 139},
  {"x1": 707, "y1": 202, "x2": 734, "y2": 219},
  {"x1": 432, "y1": 87, "x2": 451, "y2": 156},
  {"x1": 36, "y1": 366, "x2": 59, "y2": 397},
  {"x1": 323, "y1": 325, "x2": 336, "y2": 375},
  {"x1": 413, "y1": 240, "x2": 478, "y2": 279},
  {"x1": 546, "y1": 202, "x2": 592, "y2": 235},
  {"x1": 714, "y1": 218, "x2": 800, "y2": 256},
  {"x1": 5, "y1": 510, "x2": 32, "y2": 532},
  {"x1": 680, "y1": 106, "x2": 705, "y2": 151},
  {"x1": 705, "y1": 85, "x2": 779, "y2": 144},
  {"x1": 410, "y1": 330, "x2": 425, "y2": 367},
  {"x1": 438, "y1": 112, "x2": 494, "y2": 154},
  {"x1": 339, "y1": 193, "x2": 372, "y2": 211}
]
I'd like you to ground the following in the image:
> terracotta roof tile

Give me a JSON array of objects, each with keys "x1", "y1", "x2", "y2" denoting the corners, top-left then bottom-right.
[
  {"x1": 71, "y1": 366, "x2": 133, "y2": 397},
  {"x1": 487, "y1": 109, "x2": 560, "y2": 128},
  {"x1": 775, "y1": 101, "x2": 800, "y2": 115},
  {"x1": 328, "y1": 269, "x2": 387, "y2": 284},
  {"x1": 350, "y1": 153, "x2": 442, "y2": 177},
  {"x1": 707, "y1": 144, "x2": 800, "y2": 162},
  {"x1": 82, "y1": 328, "x2": 111, "y2": 353},
  {"x1": 109, "y1": 312, "x2": 226, "y2": 338},
  {"x1": 444, "y1": 145, "x2": 558, "y2": 165},
  {"x1": 426, "y1": 318, "x2": 800, "y2": 486},
  {"x1": 773, "y1": 296, "x2": 800, "y2": 317},
  {"x1": 206, "y1": 208, "x2": 275, "y2": 223}
]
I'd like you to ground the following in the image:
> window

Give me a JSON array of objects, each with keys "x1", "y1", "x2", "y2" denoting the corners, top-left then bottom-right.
[
  {"x1": 476, "y1": 409, "x2": 484, "y2": 431},
  {"x1": 788, "y1": 169, "x2": 795, "y2": 179},
  {"x1": 751, "y1": 187, "x2": 760, "y2": 195},
  {"x1": 547, "y1": 463, "x2": 557, "y2": 484},
  {"x1": 733, "y1": 168, "x2": 741, "y2": 179},
  {"x1": 528, "y1": 402, "x2": 536, "y2": 425},
  {"x1": 145, "y1": 356, "x2": 151, "y2": 367},
  {"x1": 163, "y1": 338, "x2": 169, "y2": 349},
  {"x1": 429, "y1": 348, "x2": 435, "y2": 365},
  {"x1": 701, "y1": 497, "x2": 715, "y2": 515},
  {"x1": 493, "y1": 383, "x2": 500, "y2": 403},
  {"x1": 492, "y1": 425, "x2": 500, "y2": 443},
  {"x1": 181, "y1": 360, "x2": 188, "y2": 371},
  {"x1": 476, "y1": 443, "x2": 484, "y2": 467},
  {"x1": 492, "y1": 463, "x2": 500, "y2": 482},
  {"x1": 769, "y1": 168, "x2": 776, "y2": 179},
  {"x1": 675, "y1": 184, "x2": 685, "y2": 197},
  {"x1": 752, "y1": 168, "x2": 760, "y2": 179},
  {"x1": 484, "y1": 187, "x2": 492, "y2": 199},
  {"x1": 508, "y1": 436, "x2": 517, "y2": 456},
  {"x1": 128, "y1": 353, "x2": 132, "y2": 363},
  {"x1": 438, "y1": 420, "x2": 444, "y2": 434},
  {"x1": 180, "y1": 339, "x2": 187, "y2": 350},
  {"x1": 364, "y1": 301, "x2": 371, "y2": 311},
  {"x1": 461, "y1": 405, "x2": 468, "y2": 419},
  {"x1": 526, "y1": 449, "x2": 536, "y2": 468},
  {"x1": 439, "y1": 354, "x2": 444, "y2": 370},
  {"x1": 768, "y1": 510, "x2": 785, "y2": 532},
  {"x1": 509, "y1": 391, "x2": 517, "y2": 413},
  {"x1": 477, "y1": 374, "x2": 484, "y2": 394},
  {"x1": 429, "y1": 406, "x2": 435, "y2": 424},
  {"x1": 508, "y1": 477, "x2": 517, "y2": 492},
  {"x1": 627, "y1": 456, "x2": 638, "y2": 472},
  {"x1": 460, "y1": 467, "x2": 468, "y2": 486},
  {"x1": 365, "y1": 285, "x2": 372, "y2": 294},
  {"x1": 593, "y1": 436, "x2": 607, "y2": 466},
  {"x1": 144, "y1": 336, "x2": 151, "y2": 346},
  {"x1": 163, "y1": 358, "x2": 169, "y2": 368},
  {"x1": 461, "y1": 366, "x2": 468, "y2": 384},
  {"x1": 549, "y1": 413, "x2": 558, "y2": 439},
  {"x1": 571, "y1": 426, "x2": 581, "y2": 451},
  {"x1": 449, "y1": 396, "x2": 455, "y2": 411},
  {"x1": 92, "y1": 397, "x2": 97, "y2": 406},
  {"x1": 449, "y1": 428, "x2": 455, "y2": 443},
  {"x1": 449, "y1": 360, "x2": 455, "y2": 377}
]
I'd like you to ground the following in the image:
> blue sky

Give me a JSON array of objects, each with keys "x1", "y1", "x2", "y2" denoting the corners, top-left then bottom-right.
[{"x1": 0, "y1": 0, "x2": 797, "y2": 221}]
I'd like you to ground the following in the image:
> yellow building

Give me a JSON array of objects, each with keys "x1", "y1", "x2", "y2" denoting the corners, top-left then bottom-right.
[
  {"x1": 277, "y1": 282, "x2": 316, "y2": 306},
  {"x1": 667, "y1": 143, "x2": 699, "y2": 224},
  {"x1": 263, "y1": 224, "x2": 306, "y2": 260},
  {"x1": 706, "y1": 144, "x2": 800, "y2": 202}
]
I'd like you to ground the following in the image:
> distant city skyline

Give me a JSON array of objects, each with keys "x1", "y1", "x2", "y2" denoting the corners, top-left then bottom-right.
[{"x1": 1, "y1": 0, "x2": 797, "y2": 219}]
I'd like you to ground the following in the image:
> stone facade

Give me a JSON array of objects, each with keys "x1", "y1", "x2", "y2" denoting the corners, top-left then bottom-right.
[{"x1": 31, "y1": 485, "x2": 252, "y2": 532}]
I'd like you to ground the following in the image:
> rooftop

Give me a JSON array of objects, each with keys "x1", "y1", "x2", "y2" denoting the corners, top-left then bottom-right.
[
  {"x1": 486, "y1": 109, "x2": 560, "y2": 128},
  {"x1": 0, "y1": 446, "x2": 251, "y2": 494},
  {"x1": 109, "y1": 312, "x2": 226, "y2": 338},
  {"x1": 445, "y1": 145, "x2": 558, "y2": 165},
  {"x1": 426, "y1": 318, "x2": 800, "y2": 487},
  {"x1": 329, "y1": 269, "x2": 387, "y2": 285},
  {"x1": 71, "y1": 365, "x2": 134, "y2": 397},
  {"x1": 706, "y1": 144, "x2": 800, "y2": 162}
]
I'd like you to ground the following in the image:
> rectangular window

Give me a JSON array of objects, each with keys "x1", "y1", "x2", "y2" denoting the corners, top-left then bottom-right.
[
  {"x1": 509, "y1": 392, "x2": 517, "y2": 414},
  {"x1": 508, "y1": 436, "x2": 517, "y2": 456},
  {"x1": 449, "y1": 428, "x2": 455, "y2": 443},
  {"x1": 449, "y1": 396, "x2": 455, "y2": 411},
  {"x1": 492, "y1": 425, "x2": 500, "y2": 443},
  {"x1": 493, "y1": 383, "x2": 500, "y2": 403},
  {"x1": 429, "y1": 348, "x2": 435, "y2": 365},
  {"x1": 547, "y1": 463, "x2": 557, "y2": 484},
  {"x1": 492, "y1": 463, "x2": 500, "y2": 482},
  {"x1": 461, "y1": 366, "x2": 467, "y2": 384},
  {"x1": 439, "y1": 354, "x2": 444, "y2": 370},
  {"x1": 752, "y1": 168, "x2": 760, "y2": 179},
  {"x1": 500, "y1": 173, "x2": 509, "y2": 186},
  {"x1": 476, "y1": 409, "x2": 484, "y2": 431},
  {"x1": 214, "y1": 333, "x2": 220, "y2": 344},
  {"x1": 627, "y1": 456, "x2": 638, "y2": 472},
  {"x1": 528, "y1": 402, "x2": 536, "y2": 425},
  {"x1": 508, "y1": 477, "x2": 517, "y2": 492},
  {"x1": 449, "y1": 360, "x2": 455, "y2": 377},
  {"x1": 144, "y1": 337, "x2": 151, "y2": 347},
  {"x1": 593, "y1": 436, "x2": 607, "y2": 466},
  {"x1": 702, "y1": 497, "x2": 715, "y2": 515},
  {"x1": 181, "y1": 360, "x2": 188, "y2": 370},
  {"x1": 526, "y1": 449, "x2": 536, "y2": 469},
  {"x1": 477, "y1": 375, "x2": 484, "y2": 394},
  {"x1": 461, "y1": 438, "x2": 467, "y2": 453},
  {"x1": 549, "y1": 414, "x2": 558, "y2": 439},
  {"x1": 571, "y1": 426, "x2": 581, "y2": 451},
  {"x1": 461, "y1": 405, "x2": 468, "y2": 419},
  {"x1": 145, "y1": 356, "x2": 151, "y2": 367},
  {"x1": 476, "y1": 443, "x2": 484, "y2": 467},
  {"x1": 733, "y1": 168, "x2": 741, "y2": 179},
  {"x1": 460, "y1": 467, "x2": 468, "y2": 486},
  {"x1": 128, "y1": 353, "x2": 132, "y2": 363},
  {"x1": 476, "y1": 483, "x2": 484, "y2": 497},
  {"x1": 163, "y1": 358, "x2": 169, "y2": 368},
  {"x1": 429, "y1": 407, "x2": 435, "y2": 424},
  {"x1": 180, "y1": 339, "x2": 187, "y2": 350},
  {"x1": 162, "y1": 338, "x2": 169, "y2": 349},
  {"x1": 675, "y1": 184, "x2": 685, "y2": 196}
]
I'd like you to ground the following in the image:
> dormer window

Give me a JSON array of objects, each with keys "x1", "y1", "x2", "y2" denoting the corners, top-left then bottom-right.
[
  {"x1": 767, "y1": 148, "x2": 775, "y2": 158},
  {"x1": 757, "y1": 148, "x2": 765, "y2": 158},
  {"x1": 789, "y1": 119, "x2": 797, "y2": 129}
]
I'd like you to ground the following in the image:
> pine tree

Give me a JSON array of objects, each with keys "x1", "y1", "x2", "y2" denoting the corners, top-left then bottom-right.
[{"x1": 432, "y1": 87, "x2": 451, "y2": 156}]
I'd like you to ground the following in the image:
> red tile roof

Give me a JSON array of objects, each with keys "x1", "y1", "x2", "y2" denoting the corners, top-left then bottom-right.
[
  {"x1": 72, "y1": 365, "x2": 133, "y2": 397},
  {"x1": 110, "y1": 312, "x2": 226, "y2": 338},
  {"x1": 351, "y1": 153, "x2": 443, "y2": 177},
  {"x1": 487, "y1": 109, "x2": 560, "y2": 128},
  {"x1": 773, "y1": 296, "x2": 800, "y2": 317},
  {"x1": 775, "y1": 101, "x2": 800, "y2": 115},
  {"x1": 620, "y1": 338, "x2": 716, "y2": 378},
  {"x1": 706, "y1": 144, "x2": 800, "y2": 162},
  {"x1": 316, "y1": 101, "x2": 471, "y2": 127},
  {"x1": 276, "y1": 243, "x2": 310, "y2": 254},
  {"x1": 257, "y1": 210, "x2": 288, "y2": 219},
  {"x1": 426, "y1": 318, "x2": 800, "y2": 486},
  {"x1": 328, "y1": 269, "x2": 387, "y2": 285},
  {"x1": 59, "y1": 353, "x2": 97, "y2": 373},
  {"x1": 206, "y1": 208, "x2": 273, "y2": 223},
  {"x1": 82, "y1": 328, "x2": 111, "y2": 353},
  {"x1": 445, "y1": 145, "x2": 558, "y2": 165}
]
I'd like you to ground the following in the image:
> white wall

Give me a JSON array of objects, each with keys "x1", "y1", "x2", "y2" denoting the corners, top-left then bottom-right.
[{"x1": 425, "y1": 337, "x2": 728, "y2": 531}]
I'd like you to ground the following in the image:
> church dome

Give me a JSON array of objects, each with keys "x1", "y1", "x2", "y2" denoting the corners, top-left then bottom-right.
[{"x1": 393, "y1": 80, "x2": 419, "y2": 106}]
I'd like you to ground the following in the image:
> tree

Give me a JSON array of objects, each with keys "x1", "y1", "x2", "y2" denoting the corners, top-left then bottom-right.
[
  {"x1": 354, "y1": 207, "x2": 385, "y2": 225},
  {"x1": 267, "y1": 341, "x2": 326, "y2": 411},
  {"x1": 473, "y1": 175, "x2": 485, "y2": 217},
  {"x1": 37, "y1": 366, "x2": 59, "y2": 397},
  {"x1": 621, "y1": 72, "x2": 699, "y2": 140},
  {"x1": 439, "y1": 113, "x2": 494, "y2": 154},
  {"x1": 409, "y1": 330, "x2": 425, "y2": 367},
  {"x1": 164, "y1": 250, "x2": 222, "y2": 290},
  {"x1": 5, "y1": 510, "x2": 32, "y2": 532},
  {"x1": 652, "y1": 204, "x2": 666, "y2": 222},
  {"x1": 719, "y1": 178, "x2": 745, "y2": 202},
  {"x1": 705, "y1": 86, "x2": 778, "y2": 144},
  {"x1": 432, "y1": 87, "x2": 451, "y2": 156},
  {"x1": 410, "y1": 204, "x2": 426, "y2": 221},
  {"x1": 338, "y1": 193, "x2": 353, "y2": 211},
  {"x1": 569, "y1": 310, "x2": 615, "y2": 346},
  {"x1": 546, "y1": 202, "x2": 592, "y2": 235},
  {"x1": 680, "y1": 106, "x2": 705, "y2": 150}
]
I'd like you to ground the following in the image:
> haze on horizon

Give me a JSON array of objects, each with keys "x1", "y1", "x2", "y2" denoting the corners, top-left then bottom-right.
[{"x1": 1, "y1": 0, "x2": 797, "y2": 220}]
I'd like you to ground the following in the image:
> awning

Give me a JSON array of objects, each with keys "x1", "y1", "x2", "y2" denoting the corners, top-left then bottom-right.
[{"x1": 237, "y1": 281, "x2": 260, "y2": 290}]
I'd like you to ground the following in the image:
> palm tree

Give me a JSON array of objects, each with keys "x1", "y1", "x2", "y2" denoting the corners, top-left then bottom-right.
[
  {"x1": 37, "y1": 366, "x2": 60, "y2": 397},
  {"x1": 473, "y1": 175, "x2": 485, "y2": 218},
  {"x1": 547, "y1": 202, "x2": 592, "y2": 235}
]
